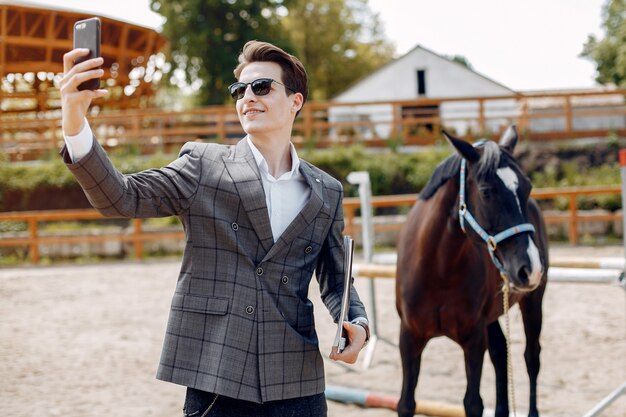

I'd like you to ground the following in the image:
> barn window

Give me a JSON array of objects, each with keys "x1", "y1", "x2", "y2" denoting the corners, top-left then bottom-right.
[{"x1": 416, "y1": 70, "x2": 426, "y2": 96}]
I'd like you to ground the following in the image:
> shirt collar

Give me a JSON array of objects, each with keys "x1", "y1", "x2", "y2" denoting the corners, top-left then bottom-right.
[{"x1": 246, "y1": 136, "x2": 301, "y2": 179}]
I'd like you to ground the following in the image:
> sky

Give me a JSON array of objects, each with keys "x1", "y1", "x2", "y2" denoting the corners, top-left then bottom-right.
[{"x1": 23, "y1": 0, "x2": 609, "y2": 91}]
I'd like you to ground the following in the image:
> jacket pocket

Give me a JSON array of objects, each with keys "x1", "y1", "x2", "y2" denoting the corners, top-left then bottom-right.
[{"x1": 171, "y1": 293, "x2": 230, "y2": 315}]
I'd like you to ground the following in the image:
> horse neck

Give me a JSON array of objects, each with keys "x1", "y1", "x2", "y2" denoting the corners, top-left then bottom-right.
[{"x1": 431, "y1": 180, "x2": 474, "y2": 252}]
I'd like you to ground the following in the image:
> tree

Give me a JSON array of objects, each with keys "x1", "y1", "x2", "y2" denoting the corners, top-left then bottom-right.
[
  {"x1": 581, "y1": 0, "x2": 626, "y2": 86},
  {"x1": 151, "y1": 0, "x2": 295, "y2": 105},
  {"x1": 445, "y1": 54, "x2": 473, "y2": 70},
  {"x1": 152, "y1": 0, "x2": 395, "y2": 104},
  {"x1": 283, "y1": 0, "x2": 395, "y2": 100}
]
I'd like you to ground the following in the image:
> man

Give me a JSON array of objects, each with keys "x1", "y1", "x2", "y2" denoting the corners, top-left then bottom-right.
[{"x1": 59, "y1": 40, "x2": 369, "y2": 416}]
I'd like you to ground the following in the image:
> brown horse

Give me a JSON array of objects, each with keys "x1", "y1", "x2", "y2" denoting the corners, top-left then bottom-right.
[{"x1": 396, "y1": 126, "x2": 548, "y2": 417}]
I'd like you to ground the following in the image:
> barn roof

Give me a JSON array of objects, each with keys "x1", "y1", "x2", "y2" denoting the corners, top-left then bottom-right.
[{"x1": 333, "y1": 44, "x2": 516, "y2": 101}]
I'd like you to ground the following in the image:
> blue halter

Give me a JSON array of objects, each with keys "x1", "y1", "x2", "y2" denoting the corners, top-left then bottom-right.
[{"x1": 458, "y1": 158, "x2": 536, "y2": 276}]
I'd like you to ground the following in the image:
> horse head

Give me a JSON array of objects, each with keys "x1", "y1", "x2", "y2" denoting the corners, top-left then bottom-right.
[{"x1": 442, "y1": 126, "x2": 544, "y2": 292}]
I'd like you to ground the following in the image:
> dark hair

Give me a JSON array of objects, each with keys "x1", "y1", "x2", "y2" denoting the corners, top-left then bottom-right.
[{"x1": 233, "y1": 41, "x2": 309, "y2": 108}]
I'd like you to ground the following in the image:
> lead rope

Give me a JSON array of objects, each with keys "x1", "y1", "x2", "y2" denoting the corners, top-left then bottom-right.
[{"x1": 500, "y1": 273, "x2": 518, "y2": 417}]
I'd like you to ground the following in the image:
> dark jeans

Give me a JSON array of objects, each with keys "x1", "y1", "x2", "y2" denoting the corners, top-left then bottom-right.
[{"x1": 183, "y1": 387, "x2": 328, "y2": 417}]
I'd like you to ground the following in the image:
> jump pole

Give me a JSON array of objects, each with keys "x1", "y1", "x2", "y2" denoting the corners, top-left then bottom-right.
[
  {"x1": 325, "y1": 385, "x2": 465, "y2": 417},
  {"x1": 353, "y1": 263, "x2": 624, "y2": 285},
  {"x1": 550, "y1": 257, "x2": 625, "y2": 270}
]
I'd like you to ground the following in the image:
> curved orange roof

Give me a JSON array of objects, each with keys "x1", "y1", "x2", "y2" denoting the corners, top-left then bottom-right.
[{"x1": 1, "y1": 1, "x2": 168, "y2": 113}]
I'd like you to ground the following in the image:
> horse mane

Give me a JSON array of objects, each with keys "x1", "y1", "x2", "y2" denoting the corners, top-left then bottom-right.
[
  {"x1": 419, "y1": 141, "x2": 502, "y2": 201},
  {"x1": 419, "y1": 154, "x2": 463, "y2": 200}
]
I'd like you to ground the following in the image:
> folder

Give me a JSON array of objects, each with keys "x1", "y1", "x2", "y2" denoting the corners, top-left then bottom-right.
[{"x1": 332, "y1": 235, "x2": 354, "y2": 353}]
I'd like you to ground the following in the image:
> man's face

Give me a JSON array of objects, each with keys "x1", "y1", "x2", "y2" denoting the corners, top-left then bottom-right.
[{"x1": 235, "y1": 61, "x2": 302, "y2": 139}]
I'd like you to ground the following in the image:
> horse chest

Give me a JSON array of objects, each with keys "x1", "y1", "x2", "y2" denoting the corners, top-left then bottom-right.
[{"x1": 407, "y1": 272, "x2": 498, "y2": 339}]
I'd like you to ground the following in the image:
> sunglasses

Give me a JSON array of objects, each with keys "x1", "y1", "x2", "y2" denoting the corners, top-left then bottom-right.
[{"x1": 228, "y1": 78, "x2": 296, "y2": 100}]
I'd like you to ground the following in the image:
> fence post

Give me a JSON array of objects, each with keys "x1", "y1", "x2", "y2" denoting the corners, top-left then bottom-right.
[
  {"x1": 28, "y1": 217, "x2": 39, "y2": 264},
  {"x1": 478, "y1": 99, "x2": 485, "y2": 134},
  {"x1": 564, "y1": 95, "x2": 573, "y2": 134},
  {"x1": 569, "y1": 194, "x2": 578, "y2": 244},
  {"x1": 344, "y1": 205, "x2": 355, "y2": 236},
  {"x1": 217, "y1": 109, "x2": 226, "y2": 143},
  {"x1": 133, "y1": 219, "x2": 144, "y2": 260},
  {"x1": 303, "y1": 106, "x2": 313, "y2": 142},
  {"x1": 347, "y1": 171, "x2": 377, "y2": 369}
]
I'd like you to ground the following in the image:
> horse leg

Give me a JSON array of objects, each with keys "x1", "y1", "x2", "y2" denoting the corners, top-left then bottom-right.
[
  {"x1": 462, "y1": 329, "x2": 487, "y2": 417},
  {"x1": 487, "y1": 320, "x2": 509, "y2": 417},
  {"x1": 397, "y1": 322, "x2": 426, "y2": 417},
  {"x1": 519, "y1": 291, "x2": 544, "y2": 417}
]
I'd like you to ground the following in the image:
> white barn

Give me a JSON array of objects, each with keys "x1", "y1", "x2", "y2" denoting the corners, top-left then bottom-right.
[{"x1": 328, "y1": 44, "x2": 518, "y2": 139}]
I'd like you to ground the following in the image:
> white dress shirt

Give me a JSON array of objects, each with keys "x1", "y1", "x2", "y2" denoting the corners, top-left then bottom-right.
[
  {"x1": 246, "y1": 136, "x2": 310, "y2": 242},
  {"x1": 63, "y1": 118, "x2": 94, "y2": 162}
]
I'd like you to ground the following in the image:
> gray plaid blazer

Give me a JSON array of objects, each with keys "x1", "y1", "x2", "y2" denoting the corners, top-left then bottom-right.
[{"x1": 61, "y1": 137, "x2": 367, "y2": 403}]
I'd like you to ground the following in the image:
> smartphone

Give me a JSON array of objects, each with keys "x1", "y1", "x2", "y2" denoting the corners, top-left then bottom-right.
[{"x1": 73, "y1": 17, "x2": 101, "y2": 91}]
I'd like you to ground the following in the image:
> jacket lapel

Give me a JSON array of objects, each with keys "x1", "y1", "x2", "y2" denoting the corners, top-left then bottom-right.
[
  {"x1": 262, "y1": 160, "x2": 325, "y2": 262},
  {"x1": 223, "y1": 139, "x2": 274, "y2": 255}
]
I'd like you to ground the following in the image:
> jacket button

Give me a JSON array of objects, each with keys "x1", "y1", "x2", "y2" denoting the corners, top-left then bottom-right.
[
  {"x1": 256, "y1": 267, "x2": 263, "y2": 276},
  {"x1": 282, "y1": 275, "x2": 289, "y2": 284},
  {"x1": 305, "y1": 246, "x2": 312, "y2": 253},
  {"x1": 231, "y1": 222, "x2": 239, "y2": 231},
  {"x1": 245, "y1": 306, "x2": 255, "y2": 315}
]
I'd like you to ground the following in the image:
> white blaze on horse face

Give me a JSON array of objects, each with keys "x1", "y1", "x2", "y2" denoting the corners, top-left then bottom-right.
[
  {"x1": 526, "y1": 236, "x2": 543, "y2": 286},
  {"x1": 496, "y1": 167, "x2": 522, "y2": 213}
]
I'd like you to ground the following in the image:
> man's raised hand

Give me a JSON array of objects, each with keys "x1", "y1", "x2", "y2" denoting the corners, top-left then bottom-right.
[{"x1": 60, "y1": 49, "x2": 108, "y2": 136}]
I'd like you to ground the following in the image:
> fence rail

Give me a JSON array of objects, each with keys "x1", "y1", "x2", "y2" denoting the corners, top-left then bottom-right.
[
  {"x1": 3, "y1": 89, "x2": 626, "y2": 161},
  {"x1": 0, "y1": 185, "x2": 621, "y2": 264},
  {"x1": 343, "y1": 185, "x2": 622, "y2": 244}
]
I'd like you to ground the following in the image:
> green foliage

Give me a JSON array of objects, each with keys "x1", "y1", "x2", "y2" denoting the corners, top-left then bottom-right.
[
  {"x1": 444, "y1": 54, "x2": 474, "y2": 70},
  {"x1": 0, "y1": 221, "x2": 26, "y2": 233},
  {"x1": 530, "y1": 161, "x2": 620, "y2": 188},
  {"x1": 152, "y1": 0, "x2": 296, "y2": 105},
  {"x1": 284, "y1": 0, "x2": 395, "y2": 100},
  {"x1": 531, "y1": 162, "x2": 621, "y2": 211},
  {"x1": 1, "y1": 144, "x2": 621, "y2": 213},
  {"x1": 151, "y1": 0, "x2": 395, "y2": 104},
  {"x1": 0, "y1": 159, "x2": 76, "y2": 192},
  {"x1": 580, "y1": 0, "x2": 626, "y2": 86},
  {"x1": 0, "y1": 252, "x2": 29, "y2": 267},
  {"x1": 111, "y1": 151, "x2": 173, "y2": 174},
  {"x1": 0, "y1": 152, "x2": 175, "y2": 209},
  {"x1": 300, "y1": 145, "x2": 451, "y2": 196},
  {"x1": 144, "y1": 216, "x2": 182, "y2": 227}
]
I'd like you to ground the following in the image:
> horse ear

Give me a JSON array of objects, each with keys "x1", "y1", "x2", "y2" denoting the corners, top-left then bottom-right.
[
  {"x1": 499, "y1": 125, "x2": 518, "y2": 153},
  {"x1": 442, "y1": 130, "x2": 480, "y2": 163}
]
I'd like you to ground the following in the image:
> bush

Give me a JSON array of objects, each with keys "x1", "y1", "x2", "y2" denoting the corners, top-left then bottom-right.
[
  {"x1": 531, "y1": 162, "x2": 621, "y2": 211},
  {"x1": 0, "y1": 142, "x2": 621, "y2": 212},
  {"x1": 300, "y1": 145, "x2": 450, "y2": 197},
  {"x1": 0, "y1": 152, "x2": 174, "y2": 211}
]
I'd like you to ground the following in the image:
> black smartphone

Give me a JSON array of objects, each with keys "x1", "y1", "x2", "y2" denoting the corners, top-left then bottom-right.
[{"x1": 73, "y1": 17, "x2": 101, "y2": 91}]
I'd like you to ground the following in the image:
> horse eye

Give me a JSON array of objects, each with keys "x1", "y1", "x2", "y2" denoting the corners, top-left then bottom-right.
[{"x1": 479, "y1": 186, "x2": 491, "y2": 199}]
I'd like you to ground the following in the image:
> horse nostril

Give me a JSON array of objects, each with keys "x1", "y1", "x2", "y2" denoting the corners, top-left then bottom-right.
[{"x1": 517, "y1": 266, "x2": 530, "y2": 284}]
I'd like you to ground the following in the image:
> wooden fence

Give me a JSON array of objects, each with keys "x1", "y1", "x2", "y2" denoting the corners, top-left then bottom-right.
[
  {"x1": 2, "y1": 89, "x2": 626, "y2": 161},
  {"x1": 343, "y1": 185, "x2": 622, "y2": 244},
  {"x1": 0, "y1": 185, "x2": 621, "y2": 264}
]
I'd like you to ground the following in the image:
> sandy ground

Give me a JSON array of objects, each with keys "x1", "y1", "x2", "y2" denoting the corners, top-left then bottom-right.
[{"x1": 1, "y1": 244, "x2": 625, "y2": 417}]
